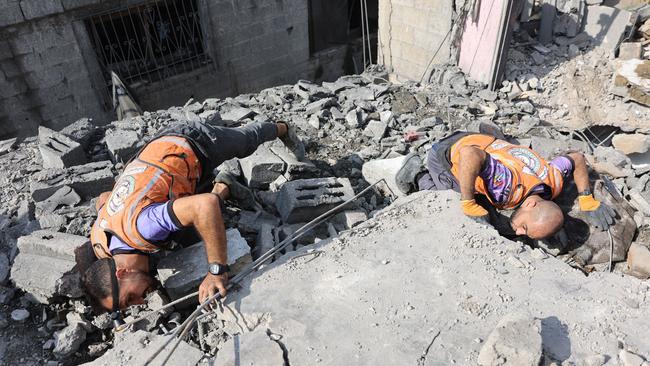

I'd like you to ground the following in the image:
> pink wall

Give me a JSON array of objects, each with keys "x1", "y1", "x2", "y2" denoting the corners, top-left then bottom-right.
[{"x1": 458, "y1": 0, "x2": 508, "y2": 85}]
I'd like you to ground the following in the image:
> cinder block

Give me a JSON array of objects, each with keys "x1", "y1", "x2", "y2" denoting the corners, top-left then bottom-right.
[
  {"x1": 38, "y1": 126, "x2": 87, "y2": 169},
  {"x1": 10, "y1": 229, "x2": 88, "y2": 303},
  {"x1": 0, "y1": 0, "x2": 25, "y2": 27},
  {"x1": 61, "y1": 0, "x2": 102, "y2": 10},
  {"x1": 239, "y1": 144, "x2": 285, "y2": 189},
  {"x1": 104, "y1": 129, "x2": 141, "y2": 163},
  {"x1": 30, "y1": 160, "x2": 115, "y2": 201},
  {"x1": 19, "y1": 0, "x2": 64, "y2": 20},
  {"x1": 275, "y1": 177, "x2": 355, "y2": 223},
  {"x1": 157, "y1": 229, "x2": 251, "y2": 301}
]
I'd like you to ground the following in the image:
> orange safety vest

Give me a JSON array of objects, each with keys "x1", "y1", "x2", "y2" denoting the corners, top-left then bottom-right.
[
  {"x1": 449, "y1": 134, "x2": 564, "y2": 209},
  {"x1": 90, "y1": 136, "x2": 202, "y2": 259}
]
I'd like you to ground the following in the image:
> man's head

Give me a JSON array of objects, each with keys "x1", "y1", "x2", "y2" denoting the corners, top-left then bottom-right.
[
  {"x1": 82, "y1": 258, "x2": 156, "y2": 313},
  {"x1": 510, "y1": 195, "x2": 564, "y2": 239}
]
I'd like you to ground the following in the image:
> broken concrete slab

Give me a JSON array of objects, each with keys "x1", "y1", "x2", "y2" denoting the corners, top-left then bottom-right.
[
  {"x1": 157, "y1": 229, "x2": 251, "y2": 300},
  {"x1": 221, "y1": 107, "x2": 255, "y2": 121},
  {"x1": 363, "y1": 120, "x2": 388, "y2": 141},
  {"x1": 215, "y1": 191, "x2": 650, "y2": 365},
  {"x1": 10, "y1": 230, "x2": 88, "y2": 302},
  {"x1": 0, "y1": 137, "x2": 17, "y2": 156},
  {"x1": 30, "y1": 161, "x2": 115, "y2": 202},
  {"x1": 612, "y1": 59, "x2": 650, "y2": 107},
  {"x1": 332, "y1": 210, "x2": 368, "y2": 231},
  {"x1": 213, "y1": 327, "x2": 285, "y2": 365},
  {"x1": 627, "y1": 242, "x2": 650, "y2": 279},
  {"x1": 305, "y1": 97, "x2": 336, "y2": 115},
  {"x1": 38, "y1": 126, "x2": 86, "y2": 169},
  {"x1": 583, "y1": 5, "x2": 635, "y2": 52},
  {"x1": 275, "y1": 177, "x2": 355, "y2": 223},
  {"x1": 619, "y1": 42, "x2": 643, "y2": 60},
  {"x1": 59, "y1": 118, "x2": 97, "y2": 149},
  {"x1": 84, "y1": 330, "x2": 202, "y2": 365},
  {"x1": 35, "y1": 185, "x2": 81, "y2": 214},
  {"x1": 268, "y1": 143, "x2": 318, "y2": 179},
  {"x1": 477, "y1": 314, "x2": 543, "y2": 366},
  {"x1": 104, "y1": 129, "x2": 141, "y2": 163},
  {"x1": 361, "y1": 154, "x2": 410, "y2": 198},
  {"x1": 239, "y1": 145, "x2": 285, "y2": 189},
  {"x1": 613, "y1": 133, "x2": 650, "y2": 155},
  {"x1": 53, "y1": 323, "x2": 86, "y2": 359}
]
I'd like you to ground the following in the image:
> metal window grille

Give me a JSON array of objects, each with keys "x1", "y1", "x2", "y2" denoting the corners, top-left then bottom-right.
[{"x1": 85, "y1": 0, "x2": 211, "y2": 93}]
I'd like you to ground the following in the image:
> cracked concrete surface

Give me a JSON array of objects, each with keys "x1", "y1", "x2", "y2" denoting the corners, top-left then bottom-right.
[{"x1": 213, "y1": 190, "x2": 649, "y2": 365}]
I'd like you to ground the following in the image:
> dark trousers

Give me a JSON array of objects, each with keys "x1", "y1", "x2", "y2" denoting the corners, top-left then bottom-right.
[
  {"x1": 417, "y1": 132, "x2": 470, "y2": 193},
  {"x1": 154, "y1": 120, "x2": 279, "y2": 185}
]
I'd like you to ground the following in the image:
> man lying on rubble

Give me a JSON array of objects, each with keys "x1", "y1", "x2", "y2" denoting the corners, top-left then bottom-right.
[
  {"x1": 79, "y1": 119, "x2": 303, "y2": 314},
  {"x1": 395, "y1": 126, "x2": 617, "y2": 240}
]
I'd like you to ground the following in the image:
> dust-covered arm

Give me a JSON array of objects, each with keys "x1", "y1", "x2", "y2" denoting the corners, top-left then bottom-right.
[
  {"x1": 458, "y1": 146, "x2": 489, "y2": 220},
  {"x1": 171, "y1": 193, "x2": 228, "y2": 301}
]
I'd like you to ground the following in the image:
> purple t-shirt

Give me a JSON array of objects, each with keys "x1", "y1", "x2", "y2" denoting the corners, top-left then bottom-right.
[
  {"x1": 109, "y1": 202, "x2": 181, "y2": 253},
  {"x1": 480, "y1": 155, "x2": 573, "y2": 205}
]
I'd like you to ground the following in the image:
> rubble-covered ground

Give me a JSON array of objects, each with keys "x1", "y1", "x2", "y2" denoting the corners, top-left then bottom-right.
[{"x1": 1, "y1": 36, "x2": 650, "y2": 364}]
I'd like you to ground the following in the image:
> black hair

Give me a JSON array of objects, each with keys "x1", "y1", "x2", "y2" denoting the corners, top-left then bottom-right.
[{"x1": 81, "y1": 258, "x2": 114, "y2": 312}]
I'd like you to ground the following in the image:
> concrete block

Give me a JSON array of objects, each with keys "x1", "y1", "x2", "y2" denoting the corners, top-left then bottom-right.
[
  {"x1": 627, "y1": 242, "x2": 650, "y2": 279},
  {"x1": 275, "y1": 177, "x2": 355, "y2": 223},
  {"x1": 583, "y1": 6, "x2": 634, "y2": 52},
  {"x1": 268, "y1": 142, "x2": 318, "y2": 179},
  {"x1": 61, "y1": 0, "x2": 101, "y2": 10},
  {"x1": 59, "y1": 118, "x2": 97, "y2": 149},
  {"x1": 305, "y1": 97, "x2": 336, "y2": 115},
  {"x1": 19, "y1": 0, "x2": 64, "y2": 20},
  {"x1": 221, "y1": 107, "x2": 255, "y2": 121},
  {"x1": 16, "y1": 229, "x2": 88, "y2": 261},
  {"x1": 363, "y1": 120, "x2": 388, "y2": 141},
  {"x1": 53, "y1": 323, "x2": 86, "y2": 358},
  {"x1": 11, "y1": 253, "x2": 82, "y2": 303},
  {"x1": 618, "y1": 42, "x2": 643, "y2": 60},
  {"x1": 253, "y1": 223, "x2": 276, "y2": 261},
  {"x1": 239, "y1": 145, "x2": 285, "y2": 189},
  {"x1": 105, "y1": 130, "x2": 141, "y2": 163},
  {"x1": 85, "y1": 330, "x2": 202, "y2": 366},
  {"x1": 35, "y1": 185, "x2": 81, "y2": 214},
  {"x1": 0, "y1": 0, "x2": 25, "y2": 27},
  {"x1": 157, "y1": 229, "x2": 251, "y2": 300},
  {"x1": 362, "y1": 155, "x2": 410, "y2": 198},
  {"x1": 612, "y1": 133, "x2": 650, "y2": 155},
  {"x1": 30, "y1": 160, "x2": 115, "y2": 202},
  {"x1": 38, "y1": 126, "x2": 87, "y2": 169},
  {"x1": 332, "y1": 210, "x2": 368, "y2": 231},
  {"x1": 478, "y1": 314, "x2": 543, "y2": 366}
]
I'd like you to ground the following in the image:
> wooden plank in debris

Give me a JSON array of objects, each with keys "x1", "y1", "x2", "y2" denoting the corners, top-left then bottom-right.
[{"x1": 538, "y1": 0, "x2": 556, "y2": 45}]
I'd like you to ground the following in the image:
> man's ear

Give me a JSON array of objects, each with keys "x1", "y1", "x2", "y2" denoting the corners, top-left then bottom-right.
[
  {"x1": 115, "y1": 267, "x2": 128, "y2": 279},
  {"x1": 522, "y1": 198, "x2": 537, "y2": 208}
]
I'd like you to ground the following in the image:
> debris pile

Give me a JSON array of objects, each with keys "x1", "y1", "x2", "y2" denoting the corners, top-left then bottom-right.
[{"x1": 0, "y1": 60, "x2": 648, "y2": 364}]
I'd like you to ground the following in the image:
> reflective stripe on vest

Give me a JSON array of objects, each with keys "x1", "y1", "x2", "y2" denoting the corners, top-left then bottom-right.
[{"x1": 90, "y1": 136, "x2": 201, "y2": 258}]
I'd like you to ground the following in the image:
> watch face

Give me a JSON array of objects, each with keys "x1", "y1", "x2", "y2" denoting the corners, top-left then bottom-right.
[{"x1": 209, "y1": 264, "x2": 220, "y2": 274}]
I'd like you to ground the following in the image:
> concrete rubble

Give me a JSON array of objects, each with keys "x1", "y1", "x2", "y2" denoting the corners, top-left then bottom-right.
[{"x1": 0, "y1": 37, "x2": 649, "y2": 363}]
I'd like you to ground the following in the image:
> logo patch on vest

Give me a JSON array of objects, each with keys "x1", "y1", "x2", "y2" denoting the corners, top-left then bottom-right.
[
  {"x1": 509, "y1": 148, "x2": 541, "y2": 175},
  {"x1": 107, "y1": 175, "x2": 136, "y2": 216}
]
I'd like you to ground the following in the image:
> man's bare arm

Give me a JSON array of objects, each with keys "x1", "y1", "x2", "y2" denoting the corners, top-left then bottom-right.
[
  {"x1": 458, "y1": 146, "x2": 490, "y2": 220},
  {"x1": 567, "y1": 152, "x2": 589, "y2": 193},
  {"x1": 458, "y1": 146, "x2": 487, "y2": 200},
  {"x1": 172, "y1": 193, "x2": 228, "y2": 299}
]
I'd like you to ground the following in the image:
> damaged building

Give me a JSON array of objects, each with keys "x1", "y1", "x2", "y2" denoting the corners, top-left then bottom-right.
[
  {"x1": 0, "y1": 0, "x2": 378, "y2": 138},
  {"x1": 1, "y1": 0, "x2": 650, "y2": 365}
]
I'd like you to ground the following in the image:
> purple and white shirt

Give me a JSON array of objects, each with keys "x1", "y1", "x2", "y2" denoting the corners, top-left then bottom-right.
[
  {"x1": 479, "y1": 155, "x2": 574, "y2": 205},
  {"x1": 109, "y1": 202, "x2": 181, "y2": 254}
]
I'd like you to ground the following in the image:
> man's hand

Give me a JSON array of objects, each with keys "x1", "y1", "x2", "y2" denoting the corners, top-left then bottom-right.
[
  {"x1": 579, "y1": 194, "x2": 616, "y2": 231},
  {"x1": 461, "y1": 199, "x2": 490, "y2": 224},
  {"x1": 198, "y1": 273, "x2": 228, "y2": 305}
]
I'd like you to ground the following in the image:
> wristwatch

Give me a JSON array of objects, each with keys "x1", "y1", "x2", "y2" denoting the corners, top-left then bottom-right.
[
  {"x1": 579, "y1": 189, "x2": 592, "y2": 196},
  {"x1": 208, "y1": 263, "x2": 230, "y2": 275}
]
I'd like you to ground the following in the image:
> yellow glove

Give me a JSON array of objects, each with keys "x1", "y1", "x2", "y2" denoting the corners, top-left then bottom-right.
[
  {"x1": 578, "y1": 194, "x2": 600, "y2": 211},
  {"x1": 461, "y1": 199, "x2": 489, "y2": 217}
]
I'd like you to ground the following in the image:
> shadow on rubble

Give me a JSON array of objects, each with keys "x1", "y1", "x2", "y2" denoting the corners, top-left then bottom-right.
[{"x1": 541, "y1": 316, "x2": 572, "y2": 363}]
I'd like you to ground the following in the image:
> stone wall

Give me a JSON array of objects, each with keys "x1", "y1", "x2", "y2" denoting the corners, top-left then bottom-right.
[
  {"x1": 0, "y1": 0, "x2": 359, "y2": 138},
  {"x1": 377, "y1": 0, "x2": 454, "y2": 82}
]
